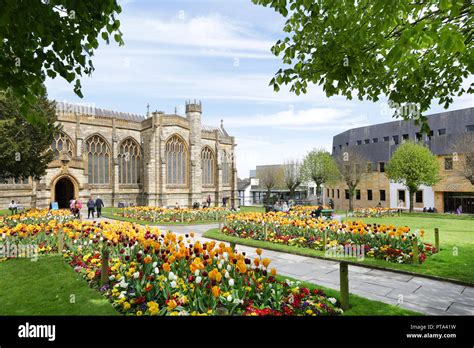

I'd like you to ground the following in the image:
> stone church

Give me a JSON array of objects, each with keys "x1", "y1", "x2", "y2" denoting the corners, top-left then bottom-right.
[{"x1": 0, "y1": 101, "x2": 238, "y2": 209}]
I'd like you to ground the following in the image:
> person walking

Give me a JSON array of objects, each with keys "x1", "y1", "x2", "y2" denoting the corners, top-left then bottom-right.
[
  {"x1": 95, "y1": 196, "x2": 104, "y2": 218},
  {"x1": 207, "y1": 194, "x2": 212, "y2": 208},
  {"x1": 87, "y1": 198, "x2": 95, "y2": 219},
  {"x1": 72, "y1": 201, "x2": 81, "y2": 219}
]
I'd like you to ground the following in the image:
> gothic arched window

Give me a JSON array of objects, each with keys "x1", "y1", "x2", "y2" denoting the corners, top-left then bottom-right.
[
  {"x1": 201, "y1": 146, "x2": 215, "y2": 186},
  {"x1": 165, "y1": 135, "x2": 188, "y2": 185},
  {"x1": 51, "y1": 132, "x2": 75, "y2": 160},
  {"x1": 85, "y1": 135, "x2": 110, "y2": 184},
  {"x1": 222, "y1": 150, "x2": 231, "y2": 185},
  {"x1": 119, "y1": 138, "x2": 142, "y2": 184}
]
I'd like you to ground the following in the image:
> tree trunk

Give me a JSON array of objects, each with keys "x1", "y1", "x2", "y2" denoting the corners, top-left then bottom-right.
[
  {"x1": 409, "y1": 189, "x2": 415, "y2": 213},
  {"x1": 266, "y1": 189, "x2": 271, "y2": 205},
  {"x1": 348, "y1": 191, "x2": 354, "y2": 211},
  {"x1": 316, "y1": 183, "x2": 322, "y2": 203}
]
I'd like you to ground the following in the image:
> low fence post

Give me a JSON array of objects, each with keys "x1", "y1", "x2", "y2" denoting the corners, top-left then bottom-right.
[
  {"x1": 434, "y1": 228, "x2": 440, "y2": 251},
  {"x1": 412, "y1": 237, "x2": 419, "y2": 264},
  {"x1": 181, "y1": 212, "x2": 184, "y2": 223},
  {"x1": 264, "y1": 224, "x2": 268, "y2": 241},
  {"x1": 218, "y1": 218, "x2": 222, "y2": 231},
  {"x1": 322, "y1": 230, "x2": 327, "y2": 253},
  {"x1": 339, "y1": 261, "x2": 349, "y2": 310},
  {"x1": 223, "y1": 216, "x2": 227, "y2": 228},
  {"x1": 101, "y1": 248, "x2": 110, "y2": 285}
]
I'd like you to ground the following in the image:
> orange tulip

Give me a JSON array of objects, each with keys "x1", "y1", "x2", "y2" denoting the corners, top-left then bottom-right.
[
  {"x1": 256, "y1": 248, "x2": 262, "y2": 256},
  {"x1": 162, "y1": 262, "x2": 170, "y2": 272},
  {"x1": 212, "y1": 285, "x2": 220, "y2": 298},
  {"x1": 262, "y1": 258, "x2": 271, "y2": 268},
  {"x1": 253, "y1": 258, "x2": 260, "y2": 267},
  {"x1": 271, "y1": 268, "x2": 277, "y2": 276}
]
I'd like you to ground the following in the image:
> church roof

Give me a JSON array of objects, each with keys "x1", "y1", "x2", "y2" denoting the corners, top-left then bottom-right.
[{"x1": 55, "y1": 102, "x2": 146, "y2": 122}]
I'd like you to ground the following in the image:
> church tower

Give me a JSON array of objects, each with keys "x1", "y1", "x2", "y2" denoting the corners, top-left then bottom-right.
[{"x1": 186, "y1": 100, "x2": 202, "y2": 206}]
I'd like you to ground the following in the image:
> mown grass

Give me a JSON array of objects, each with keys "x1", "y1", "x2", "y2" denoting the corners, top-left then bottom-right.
[
  {"x1": 0, "y1": 255, "x2": 118, "y2": 315},
  {"x1": 204, "y1": 213, "x2": 474, "y2": 284}
]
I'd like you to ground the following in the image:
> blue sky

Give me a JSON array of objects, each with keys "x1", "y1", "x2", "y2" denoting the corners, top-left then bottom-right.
[{"x1": 45, "y1": 0, "x2": 473, "y2": 177}]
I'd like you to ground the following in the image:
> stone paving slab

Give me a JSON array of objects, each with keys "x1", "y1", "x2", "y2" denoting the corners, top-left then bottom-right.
[
  {"x1": 366, "y1": 269, "x2": 414, "y2": 282},
  {"x1": 385, "y1": 290, "x2": 453, "y2": 311},
  {"x1": 446, "y1": 302, "x2": 474, "y2": 315}
]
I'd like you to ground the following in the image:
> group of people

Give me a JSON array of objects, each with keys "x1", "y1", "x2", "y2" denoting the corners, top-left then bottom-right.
[
  {"x1": 86, "y1": 196, "x2": 104, "y2": 219},
  {"x1": 273, "y1": 201, "x2": 290, "y2": 212},
  {"x1": 63, "y1": 196, "x2": 104, "y2": 219}
]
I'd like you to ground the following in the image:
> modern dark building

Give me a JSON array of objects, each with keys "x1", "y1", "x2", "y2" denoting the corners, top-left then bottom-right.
[{"x1": 327, "y1": 107, "x2": 474, "y2": 213}]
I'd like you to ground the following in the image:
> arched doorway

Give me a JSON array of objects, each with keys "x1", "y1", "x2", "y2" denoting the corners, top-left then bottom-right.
[{"x1": 55, "y1": 177, "x2": 75, "y2": 208}]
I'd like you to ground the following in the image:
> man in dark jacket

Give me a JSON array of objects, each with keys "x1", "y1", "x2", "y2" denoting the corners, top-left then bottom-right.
[
  {"x1": 87, "y1": 198, "x2": 95, "y2": 219},
  {"x1": 95, "y1": 196, "x2": 104, "y2": 218}
]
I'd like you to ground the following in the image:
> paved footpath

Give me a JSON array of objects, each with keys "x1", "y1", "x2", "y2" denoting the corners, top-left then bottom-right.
[{"x1": 92, "y1": 216, "x2": 474, "y2": 315}]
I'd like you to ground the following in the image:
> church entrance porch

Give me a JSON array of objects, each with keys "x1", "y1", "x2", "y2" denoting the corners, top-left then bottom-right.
[{"x1": 54, "y1": 177, "x2": 75, "y2": 208}]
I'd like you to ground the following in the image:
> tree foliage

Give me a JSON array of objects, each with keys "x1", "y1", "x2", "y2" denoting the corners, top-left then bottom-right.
[
  {"x1": 301, "y1": 149, "x2": 339, "y2": 198},
  {"x1": 283, "y1": 159, "x2": 303, "y2": 199},
  {"x1": 386, "y1": 141, "x2": 440, "y2": 212},
  {"x1": 0, "y1": 0, "x2": 124, "y2": 119},
  {"x1": 334, "y1": 148, "x2": 367, "y2": 211},
  {"x1": 257, "y1": 165, "x2": 284, "y2": 204},
  {"x1": 0, "y1": 89, "x2": 59, "y2": 179},
  {"x1": 253, "y1": 0, "x2": 473, "y2": 131}
]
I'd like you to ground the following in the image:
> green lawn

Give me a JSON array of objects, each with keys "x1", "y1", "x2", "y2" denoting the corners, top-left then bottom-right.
[
  {"x1": 276, "y1": 275, "x2": 419, "y2": 316},
  {"x1": 0, "y1": 209, "x2": 10, "y2": 216},
  {"x1": 238, "y1": 205, "x2": 265, "y2": 213},
  {"x1": 0, "y1": 255, "x2": 118, "y2": 315},
  {"x1": 204, "y1": 212, "x2": 474, "y2": 284}
]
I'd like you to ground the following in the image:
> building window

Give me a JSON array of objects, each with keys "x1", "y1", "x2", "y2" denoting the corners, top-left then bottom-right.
[
  {"x1": 380, "y1": 190, "x2": 386, "y2": 201},
  {"x1": 416, "y1": 191, "x2": 423, "y2": 203},
  {"x1": 201, "y1": 147, "x2": 215, "y2": 186},
  {"x1": 364, "y1": 139, "x2": 370, "y2": 144},
  {"x1": 339, "y1": 144, "x2": 342, "y2": 150},
  {"x1": 332, "y1": 189, "x2": 334, "y2": 198},
  {"x1": 345, "y1": 142, "x2": 349, "y2": 147},
  {"x1": 118, "y1": 138, "x2": 142, "y2": 184},
  {"x1": 466, "y1": 125, "x2": 474, "y2": 132},
  {"x1": 367, "y1": 162, "x2": 372, "y2": 173},
  {"x1": 402, "y1": 134, "x2": 409, "y2": 141},
  {"x1": 383, "y1": 136, "x2": 389, "y2": 142},
  {"x1": 379, "y1": 162, "x2": 385, "y2": 172},
  {"x1": 356, "y1": 190, "x2": 361, "y2": 200},
  {"x1": 428, "y1": 130, "x2": 434, "y2": 140},
  {"x1": 415, "y1": 132, "x2": 422, "y2": 142},
  {"x1": 51, "y1": 132, "x2": 75, "y2": 160},
  {"x1": 327, "y1": 188, "x2": 330, "y2": 197},
  {"x1": 309, "y1": 187, "x2": 315, "y2": 195},
  {"x1": 333, "y1": 146, "x2": 336, "y2": 151},
  {"x1": 356, "y1": 140, "x2": 362, "y2": 145},
  {"x1": 398, "y1": 190, "x2": 406, "y2": 203},
  {"x1": 438, "y1": 128, "x2": 446, "y2": 135},
  {"x1": 372, "y1": 138, "x2": 378, "y2": 143},
  {"x1": 337, "y1": 189, "x2": 340, "y2": 199},
  {"x1": 166, "y1": 135, "x2": 188, "y2": 185},
  {"x1": 85, "y1": 135, "x2": 110, "y2": 184},
  {"x1": 367, "y1": 190, "x2": 373, "y2": 201},
  {"x1": 345, "y1": 189, "x2": 349, "y2": 199},
  {"x1": 445, "y1": 157, "x2": 453, "y2": 170},
  {"x1": 0, "y1": 177, "x2": 29, "y2": 185},
  {"x1": 222, "y1": 151, "x2": 231, "y2": 185},
  {"x1": 393, "y1": 135, "x2": 399, "y2": 145}
]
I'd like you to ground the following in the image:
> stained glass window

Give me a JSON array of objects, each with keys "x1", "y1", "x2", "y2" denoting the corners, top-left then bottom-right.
[
  {"x1": 166, "y1": 135, "x2": 188, "y2": 185},
  {"x1": 85, "y1": 135, "x2": 110, "y2": 184},
  {"x1": 119, "y1": 138, "x2": 142, "y2": 184}
]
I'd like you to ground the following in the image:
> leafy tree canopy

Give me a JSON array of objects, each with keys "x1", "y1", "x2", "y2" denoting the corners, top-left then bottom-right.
[
  {"x1": 253, "y1": 0, "x2": 473, "y2": 132},
  {"x1": 0, "y1": 0, "x2": 123, "y2": 122},
  {"x1": 386, "y1": 141, "x2": 440, "y2": 212},
  {"x1": 301, "y1": 149, "x2": 339, "y2": 195},
  {"x1": 0, "y1": 89, "x2": 59, "y2": 179}
]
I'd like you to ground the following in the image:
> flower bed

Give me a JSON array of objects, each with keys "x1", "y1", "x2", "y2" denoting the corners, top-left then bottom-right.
[
  {"x1": 115, "y1": 206, "x2": 230, "y2": 224},
  {"x1": 0, "y1": 215, "x2": 343, "y2": 316},
  {"x1": 353, "y1": 208, "x2": 399, "y2": 218},
  {"x1": 221, "y1": 212, "x2": 437, "y2": 264}
]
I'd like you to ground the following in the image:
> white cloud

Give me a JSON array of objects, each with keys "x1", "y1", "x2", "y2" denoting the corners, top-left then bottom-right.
[{"x1": 120, "y1": 13, "x2": 275, "y2": 55}]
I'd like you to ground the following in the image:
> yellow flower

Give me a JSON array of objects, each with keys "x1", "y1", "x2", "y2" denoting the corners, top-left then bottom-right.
[
  {"x1": 167, "y1": 299, "x2": 178, "y2": 311},
  {"x1": 162, "y1": 262, "x2": 170, "y2": 272},
  {"x1": 256, "y1": 248, "x2": 262, "y2": 256},
  {"x1": 136, "y1": 311, "x2": 143, "y2": 316},
  {"x1": 123, "y1": 302, "x2": 131, "y2": 310}
]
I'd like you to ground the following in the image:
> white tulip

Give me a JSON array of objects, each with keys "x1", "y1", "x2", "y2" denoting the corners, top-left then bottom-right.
[
  {"x1": 133, "y1": 271, "x2": 140, "y2": 279},
  {"x1": 170, "y1": 280, "x2": 177, "y2": 288},
  {"x1": 227, "y1": 295, "x2": 233, "y2": 302},
  {"x1": 154, "y1": 267, "x2": 159, "y2": 274},
  {"x1": 152, "y1": 261, "x2": 158, "y2": 268},
  {"x1": 194, "y1": 270, "x2": 200, "y2": 276},
  {"x1": 196, "y1": 276, "x2": 202, "y2": 284},
  {"x1": 228, "y1": 278, "x2": 234, "y2": 286}
]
